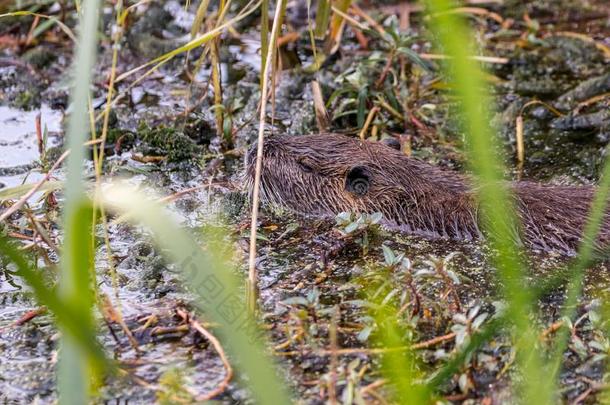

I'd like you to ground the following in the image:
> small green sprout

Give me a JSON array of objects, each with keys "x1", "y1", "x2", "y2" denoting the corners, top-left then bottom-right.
[{"x1": 335, "y1": 212, "x2": 383, "y2": 255}]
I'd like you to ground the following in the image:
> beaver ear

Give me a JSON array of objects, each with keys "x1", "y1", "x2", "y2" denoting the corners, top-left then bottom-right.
[{"x1": 345, "y1": 166, "x2": 371, "y2": 197}]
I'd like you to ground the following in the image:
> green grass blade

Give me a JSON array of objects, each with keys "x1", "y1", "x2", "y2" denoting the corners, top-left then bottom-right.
[
  {"x1": 0, "y1": 235, "x2": 106, "y2": 369},
  {"x1": 375, "y1": 305, "x2": 429, "y2": 403},
  {"x1": 99, "y1": 184, "x2": 291, "y2": 403},
  {"x1": 190, "y1": 0, "x2": 211, "y2": 38},
  {"x1": 0, "y1": 11, "x2": 77, "y2": 41},
  {"x1": 547, "y1": 148, "x2": 610, "y2": 384},
  {"x1": 428, "y1": 319, "x2": 505, "y2": 388},
  {"x1": 314, "y1": 0, "x2": 331, "y2": 39},
  {"x1": 0, "y1": 181, "x2": 62, "y2": 201},
  {"x1": 424, "y1": 1, "x2": 546, "y2": 403},
  {"x1": 260, "y1": 0, "x2": 269, "y2": 88},
  {"x1": 116, "y1": 0, "x2": 261, "y2": 83},
  {"x1": 59, "y1": 0, "x2": 102, "y2": 402}
]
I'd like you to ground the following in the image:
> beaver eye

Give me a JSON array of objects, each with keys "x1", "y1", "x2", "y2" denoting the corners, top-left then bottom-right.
[
  {"x1": 345, "y1": 166, "x2": 371, "y2": 197},
  {"x1": 297, "y1": 158, "x2": 315, "y2": 173}
]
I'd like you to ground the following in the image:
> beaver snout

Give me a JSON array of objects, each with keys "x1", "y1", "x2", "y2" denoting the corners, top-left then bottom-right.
[
  {"x1": 345, "y1": 166, "x2": 371, "y2": 197},
  {"x1": 245, "y1": 141, "x2": 259, "y2": 169}
]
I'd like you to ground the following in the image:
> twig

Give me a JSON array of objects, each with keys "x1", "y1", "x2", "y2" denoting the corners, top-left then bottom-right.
[
  {"x1": 311, "y1": 80, "x2": 330, "y2": 132},
  {"x1": 0, "y1": 150, "x2": 69, "y2": 222},
  {"x1": 331, "y1": 5, "x2": 368, "y2": 32},
  {"x1": 515, "y1": 115, "x2": 524, "y2": 169},
  {"x1": 328, "y1": 306, "x2": 339, "y2": 405},
  {"x1": 573, "y1": 387, "x2": 593, "y2": 404},
  {"x1": 411, "y1": 332, "x2": 456, "y2": 350},
  {"x1": 35, "y1": 113, "x2": 43, "y2": 156},
  {"x1": 158, "y1": 185, "x2": 209, "y2": 204},
  {"x1": 360, "y1": 379, "x2": 387, "y2": 396},
  {"x1": 574, "y1": 93, "x2": 610, "y2": 115},
  {"x1": 275, "y1": 332, "x2": 456, "y2": 356},
  {"x1": 7, "y1": 232, "x2": 36, "y2": 241},
  {"x1": 100, "y1": 293, "x2": 141, "y2": 354},
  {"x1": 375, "y1": 50, "x2": 395, "y2": 89},
  {"x1": 0, "y1": 307, "x2": 47, "y2": 334},
  {"x1": 25, "y1": 211, "x2": 59, "y2": 254},
  {"x1": 358, "y1": 107, "x2": 380, "y2": 140},
  {"x1": 273, "y1": 330, "x2": 303, "y2": 350},
  {"x1": 540, "y1": 320, "x2": 565, "y2": 341},
  {"x1": 176, "y1": 308, "x2": 233, "y2": 401},
  {"x1": 351, "y1": 4, "x2": 386, "y2": 35},
  {"x1": 277, "y1": 31, "x2": 299, "y2": 47},
  {"x1": 24, "y1": 15, "x2": 40, "y2": 48}
]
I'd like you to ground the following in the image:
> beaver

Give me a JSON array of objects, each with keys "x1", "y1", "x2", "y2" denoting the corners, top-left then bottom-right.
[{"x1": 244, "y1": 133, "x2": 610, "y2": 256}]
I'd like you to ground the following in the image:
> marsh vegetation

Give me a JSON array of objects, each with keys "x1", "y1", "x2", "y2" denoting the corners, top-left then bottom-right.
[{"x1": 0, "y1": 0, "x2": 610, "y2": 403}]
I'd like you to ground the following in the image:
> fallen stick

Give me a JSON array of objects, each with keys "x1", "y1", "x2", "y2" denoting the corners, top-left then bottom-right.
[{"x1": 176, "y1": 308, "x2": 234, "y2": 401}]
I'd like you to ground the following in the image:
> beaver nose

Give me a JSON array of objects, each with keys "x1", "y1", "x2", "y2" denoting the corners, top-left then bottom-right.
[
  {"x1": 245, "y1": 136, "x2": 283, "y2": 167},
  {"x1": 245, "y1": 141, "x2": 259, "y2": 167},
  {"x1": 345, "y1": 166, "x2": 371, "y2": 197}
]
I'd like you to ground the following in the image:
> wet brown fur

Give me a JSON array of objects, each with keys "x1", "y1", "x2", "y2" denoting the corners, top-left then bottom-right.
[{"x1": 244, "y1": 133, "x2": 610, "y2": 256}]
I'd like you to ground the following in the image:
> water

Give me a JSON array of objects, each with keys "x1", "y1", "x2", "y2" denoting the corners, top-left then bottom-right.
[{"x1": 0, "y1": 105, "x2": 63, "y2": 188}]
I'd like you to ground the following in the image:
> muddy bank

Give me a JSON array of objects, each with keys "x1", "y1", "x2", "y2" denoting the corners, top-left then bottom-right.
[{"x1": 0, "y1": 0, "x2": 610, "y2": 403}]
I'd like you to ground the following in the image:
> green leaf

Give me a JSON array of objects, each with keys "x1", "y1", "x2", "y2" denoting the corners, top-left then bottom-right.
[
  {"x1": 313, "y1": 0, "x2": 331, "y2": 39},
  {"x1": 357, "y1": 87, "x2": 368, "y2": 128},
  {"x1": 369, "y1": 212, "x2": 383, "y2": 224},
  {"x1": 344, "y1": 221, "x2": 359, "y2": 234},
  {"x1": 336, "y1": 211, "x2": 352, "y2": 224},
  {"x1": 0, "y1": 181, "x2": 62, "y2": 201},
  {"x1": 357, "y1": 326, "x2": 373, "y2": 342},
  {"x1": 0, "y1": 235, "x2": 106, "y2": 371},
  {"x1": 396, "y1": 47, "x2": 434, "y2": 72},
  {"x1": 382, "y1": 244, "x2": 396, "y2": 265}
]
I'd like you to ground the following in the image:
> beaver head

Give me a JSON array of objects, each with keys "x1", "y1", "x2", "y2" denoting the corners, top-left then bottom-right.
[
  {"x1": 244, "y1": 133, "x2": 480, "y2": 239},
  {"x1": 244, "y1": 133, "x2": 610, "y2": 255}
]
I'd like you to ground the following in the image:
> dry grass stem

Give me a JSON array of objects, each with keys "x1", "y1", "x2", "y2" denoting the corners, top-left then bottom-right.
[
  {"x1": 311, "y1": 80, "x2": 330, "y2": 132},
  {"x1": 359, "y1": 106, "x2": 380, "y2": 140},
  {"x1": 247, "y1": 0, "x2": 287, "y2": 314},
  {"x1": 419, "y1": 53, "x2": 509, "y2": 64}
]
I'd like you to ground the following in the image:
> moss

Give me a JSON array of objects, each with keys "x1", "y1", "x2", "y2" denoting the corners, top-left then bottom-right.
[
  {"x1": 137, "y1": 123, "x2": 203, "y2": 163},
  {"x1": 13, "y1": 90, "x2": 37, "y2": 111},
  {"x1": 106, "y1": 128, "x2": 135, "y2": 150},
  {"x1": 218, "y1": 191, "x2": 247, "y2": 223},
  {"x1": 182, "y1": 114, "x2": 215, "y2": 144},
  {"x1": 22, "y1": 47, "x2": 57, "y2": 70},
  {"x1": 44, "y1": 147, "x2": 65, "y2": 170}
]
